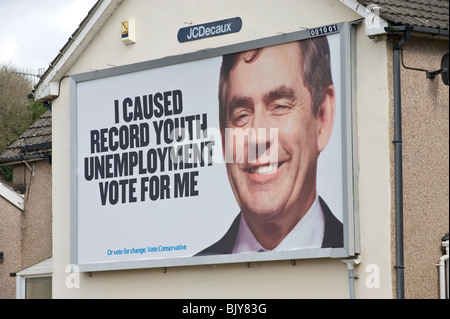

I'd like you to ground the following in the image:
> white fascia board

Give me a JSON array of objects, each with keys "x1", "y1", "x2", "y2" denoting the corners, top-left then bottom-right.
[
  {"x1": 35, "y1": 0, "x2": 123, "y2": 101},
  {"x1": 0, "y1": 181, "x2": 24, "y2": 210},
  {"x1": 339, "y1": 0, "x2": 389, "y2": 36},
  {"x1": 16, "y1": 258, "x2": 53, "y2": 277}
]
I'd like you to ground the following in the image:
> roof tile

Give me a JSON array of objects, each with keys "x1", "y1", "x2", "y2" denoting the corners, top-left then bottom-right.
[
  {"x1": 358, "y1": 0, "x2": 449, "y2": 29},
  {"x1": 0, "y1": 110, "x2": 52, "y2": 164}
]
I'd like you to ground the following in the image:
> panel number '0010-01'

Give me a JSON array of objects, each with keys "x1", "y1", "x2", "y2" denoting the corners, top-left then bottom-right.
[{"x1": 309, "y1": 24, "x2": 338, "y2": 37}]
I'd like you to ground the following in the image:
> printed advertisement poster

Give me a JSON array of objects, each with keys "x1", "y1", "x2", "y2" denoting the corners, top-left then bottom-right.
[{"x1": 72, "y1": 29, "x2": 352, "y2": 270}]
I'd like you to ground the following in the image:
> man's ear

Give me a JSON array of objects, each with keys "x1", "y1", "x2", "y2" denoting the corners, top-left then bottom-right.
[{"x1": 317, "y1": 85, "x2": 336, "y2": 153}]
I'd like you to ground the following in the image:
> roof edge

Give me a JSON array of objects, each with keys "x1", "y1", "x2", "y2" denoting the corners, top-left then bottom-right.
[
  {"x1": 34, "y1": 0, "x2": 123, "y2": 101},
  {"x1": 0, "y1": 181, "x2": 24, "y2": 210},
  {"x1": 0, "y1": 152, "x2": 52, "y2": 166},
  {"x1": 339, "y1": 0, "x2": 389, "y2": 36},
  {"x1": 384, "y1": 24, "x2": 449, "y2": 37}
]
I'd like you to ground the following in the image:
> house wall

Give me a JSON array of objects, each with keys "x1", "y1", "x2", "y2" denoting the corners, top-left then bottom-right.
[
  {"x1": 387, "y1": 36, "x2": 449, "y2": 299},
  {"x1": 0, "y1": 160, "x2": 52, "y2": 299},
  {"x1": 0, "y1": 195, "x2": 22, "y2": 299},
  {"x1": 51, "y1": 0, "x2": 396, "y2": 298},
  {"x1": 352, "y1": 29, "x2": 393, "y2": 299},
  {"x1": 16, "y1": 161, "x2": 52, "y2": 270}
]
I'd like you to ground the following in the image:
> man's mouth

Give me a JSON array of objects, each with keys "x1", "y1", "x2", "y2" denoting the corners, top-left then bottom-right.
[{"x1": 246, "y1": 162, "x2": 285, "y2": 174}]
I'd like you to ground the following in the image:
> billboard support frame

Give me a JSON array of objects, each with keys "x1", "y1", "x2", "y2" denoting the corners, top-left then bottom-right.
[{"x1": 70, "y1": 21, "x2": 357, "y2": 272}]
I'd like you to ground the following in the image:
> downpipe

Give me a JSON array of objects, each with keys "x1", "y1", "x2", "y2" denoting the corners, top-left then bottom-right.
[
  {"x1": 392, "y1": 30, "x2": 411, "y2": 299},
  {"x1": 437, "y1": 240, "x2": 449, "y2": 299},
  {"x1": 342, "y1": 256, "x2": 361, "y2": 299}
]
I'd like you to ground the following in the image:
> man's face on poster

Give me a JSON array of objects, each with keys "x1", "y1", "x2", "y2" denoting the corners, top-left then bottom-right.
[{"x1": 222, "y1": 42, "x2": 335, "y2": 227}]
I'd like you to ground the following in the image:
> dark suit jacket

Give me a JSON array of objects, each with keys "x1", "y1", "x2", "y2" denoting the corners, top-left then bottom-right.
[{"x1": 196, "y1": 197, "x2": 343, "y2": 256}]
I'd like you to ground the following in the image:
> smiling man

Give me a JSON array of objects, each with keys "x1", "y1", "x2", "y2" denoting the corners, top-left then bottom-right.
[{"x1": 197, "y1": 36, "x2": 343, "y2": 255}]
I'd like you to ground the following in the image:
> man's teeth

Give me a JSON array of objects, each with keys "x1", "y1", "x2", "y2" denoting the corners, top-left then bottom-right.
[{"x1": 250, "y1": 164, "x2": 278, "y2": 174}]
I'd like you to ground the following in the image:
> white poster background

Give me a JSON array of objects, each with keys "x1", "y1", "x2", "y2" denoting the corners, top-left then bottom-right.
[
  {"x1": 76, "y1": 57, "x2": 240, "y2": 264},
  {"x1": 74, "y1": 33, "x2": 344, "y2": 267}
]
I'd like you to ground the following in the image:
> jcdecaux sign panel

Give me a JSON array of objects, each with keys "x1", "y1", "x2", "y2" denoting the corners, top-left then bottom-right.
[{"x1": 177, "y1": 17, "x2": 242, "y2": 42}]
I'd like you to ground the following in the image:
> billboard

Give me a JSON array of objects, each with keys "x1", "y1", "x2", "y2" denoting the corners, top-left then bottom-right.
[{"x1": 71, "y1": 22, "x2": 356, "y2": 272}]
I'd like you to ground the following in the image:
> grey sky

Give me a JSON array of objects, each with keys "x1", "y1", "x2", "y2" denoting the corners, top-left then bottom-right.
[{"x1": 0, "y1": 0, "x2": 97, "y2": 71}]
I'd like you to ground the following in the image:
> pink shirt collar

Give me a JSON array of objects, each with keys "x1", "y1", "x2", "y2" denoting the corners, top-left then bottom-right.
[{"x1": 232, "y1": 195, "x2": 325, "y2": 253}]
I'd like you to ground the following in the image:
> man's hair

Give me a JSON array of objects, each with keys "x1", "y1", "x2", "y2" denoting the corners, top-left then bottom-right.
[{"x1": 218, "y1": 36, "x2": 333, "y2": 130}]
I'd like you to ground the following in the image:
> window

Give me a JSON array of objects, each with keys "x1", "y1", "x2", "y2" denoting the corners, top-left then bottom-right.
[
  {"x1": 25, "y1": 277, "x2": 52, "y2": 299},
  {"x1": 15, "y1": 258, "x2": 52, "y2": 299}
]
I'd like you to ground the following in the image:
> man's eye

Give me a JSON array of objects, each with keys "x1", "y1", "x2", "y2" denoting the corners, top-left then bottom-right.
[
  {"x1": 231, "y1": 112, "x2": 250, "y2": 126},
  {"x1": 272, "y1": 104, "x2": 290, "y2": 114}
]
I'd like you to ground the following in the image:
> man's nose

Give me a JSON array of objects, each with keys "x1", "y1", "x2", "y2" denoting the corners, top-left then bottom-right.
[{"x1": 248, "y1": 111, "x2": 277, "y2": 163}]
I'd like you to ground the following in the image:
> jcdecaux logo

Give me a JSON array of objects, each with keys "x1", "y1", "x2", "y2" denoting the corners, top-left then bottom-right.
[{"x1": 177, "y1": 17, "x2": 242, "y2": 43}]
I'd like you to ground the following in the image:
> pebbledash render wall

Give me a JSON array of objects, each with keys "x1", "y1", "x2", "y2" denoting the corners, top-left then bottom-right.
[
  {"x1": 0, "y1": 161, "x2": 52, "y2": 299},
  {"x1": 16, "y1": 161, "x2": 52, "y2": 272},
  {"x1": 387, "y1": 36, "x2": 449, "y2": 299},
  {"x1": 49, "y1": 0, "x2": 396, "y2": 298},
  {"x1": 0, "y1": 195, "x2": 21, "y2": 299}
]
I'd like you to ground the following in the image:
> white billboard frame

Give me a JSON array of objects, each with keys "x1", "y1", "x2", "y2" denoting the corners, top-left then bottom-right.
[{"x1": 70, "y1": 21, "x2": 357, "y2": 272}]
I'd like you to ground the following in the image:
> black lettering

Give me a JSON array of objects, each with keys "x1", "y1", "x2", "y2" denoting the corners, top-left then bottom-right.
[
  {"x1": 169, "y1": 145, "x2": 183, "y2": 171},
  {"x1": 129, "y1": 151, "x2": 138, "y2": 175},
  {"x1": 163, "y1": 118, "x2": 174, "y2": 144},
  {"x1": 100, "y1": 128, "x2": 108, "y2": 152},
  {"x1": 153, "y1": 120, "x2": 163, "y2": 145},
  {"x1": 138, "y1": 150, "x2": 146, "y2": 174},
  {"x1": 174, "y1": 172, "x2": 189, "y2": 198},
  {"x1": 119, "y1": 125, "x2": 129, "y2": 150},
  {"x1": 114, "y1": 153, "x2": 128, "y2": 177},
  {"x1": 90, "y1": 130, "x2": 100, "y2": 153},
  {"x1": 140, "y1": 177, "x2": 149, "y2": 201},
  {"x1": 94, "y1": 156, "x2": 104, "y2": 179},
  {"x1": 129, "y1": 124, "x2": 140, "y2": 148},
  {"x1": 191, "y1": 142, "x2": 203, "y2": 168},
  {"x1": 147, "y1": 148, "x2": 157, "y2": 174},
  {"x1": 109, "y1": 180, "x2": 119, "y2": 205},
  {"x1": 119, "y1": 179, "x2": 128, "y2": 203},
  {"x1": 84, "y1": 157, "x2": 94, "y2": 181},
  {"x1": 157, "y1": 147, "x2": 168, "y2": 172},
  {"x1": 129, "y1": 178, "x2": 137, "y2": 203},
  {"x1": 143, "y1": 95, "x2": 152, "y2": 119},
  {"x1": 140, "y1": 123, "x2": 150, "y2": 147},
  {"x1": 160, "y1": 175, "x2": 170, "y2": 199},
  {"x1": 98, "y1": 180, "x2": 122, "y2": 205},
  {"x1": 183, "y1": 143, "x2": 193, "y2": 169},
  {"x1": 163, "y1": 91, "x2": 172, "y2": 116},
  {"x1": 134, "y1": 96, "x2": 143, "y2": 121},
  {"x1": 153, "y1": 93, "x2": 164, "y2": 117},
  {"x1": 184, "y1": 115, "x2": 195, "y2": 141},
  {"x1": 108, "y1": 127, "x2": 119, "y2": 151},
  {"x1": 105, "y1": 154, "x2": 114, "y2": 178},
  {"x1": 173, "y1": 117, "x2": 186, "y2": 142},
  {"x1": 99, "y1": 181, "x2": 108, "y2": 206},
  {"x1": 190, "y1": 171, "x2": 199, "y2": 196},
  {"x1": 174, "y1": 171, "x2": 199, "y2": 197},
  {"x1": 123, "y1": 97, "x2": 133, "y2": 122},
  {"x1": 114, "y1": 100, "x2": 120, "y2": 124},
  {"x1": 149, "y1": 176, "x2": 159, "y2": 201},
  {"x1": 172, "y1": 90, "x2": 183, "y2": 115},
  {"x1": 200, "y1": 113, "x2": 208, "y2": 138}
]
